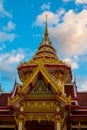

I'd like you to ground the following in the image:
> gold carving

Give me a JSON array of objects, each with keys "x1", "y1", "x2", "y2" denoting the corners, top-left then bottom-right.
[
  {"x1": 67, "y1": 95, "x2": 71, "y2": 105},
  {"x1": 8, "y1": 65, "x2": 69, "y2": 105},
  {"x1": 55, "y1": 114, "x2": 61, "y2": 121},
  {"x1": 25, "y1": 101, "x2": 56, "y2": 112},
  {"x1": 60, "y1": 108, "x2": 66, "y2": 127},
  {"x1": 25, "y1": 113, "x2": 55, "y2": 123},
  {"x1": 28, "y1": 57, "x2": 64, "y2": 65},
  {"x1": 28, "y1": 80, "x2": 54, "y2": 98}
]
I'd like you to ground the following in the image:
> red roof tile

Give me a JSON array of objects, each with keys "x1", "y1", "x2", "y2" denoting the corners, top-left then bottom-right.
[
  {"x1": 77, "y1": 92, "x2": 87, "y2": 106},
  {"x1": 64, "y1": 84, "x2": 75, "y2": 97},
  {"x1": 0, "y1": 93, "x2": 10, "y2": 106}
]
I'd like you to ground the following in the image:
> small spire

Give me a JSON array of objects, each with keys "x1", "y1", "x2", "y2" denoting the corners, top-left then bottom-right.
[
  {"x1": 14, "y1": 77, "x2": 17, "y2": 86},
  {"x1": 0, "y1": 84, "x2": 3, "y2": 92},
  {"x1": 44, "y1": 14, "x2": 48, "y2": 38},
  {"x1": 74, "y1": 76, "x2": 76, "y2": 85}
]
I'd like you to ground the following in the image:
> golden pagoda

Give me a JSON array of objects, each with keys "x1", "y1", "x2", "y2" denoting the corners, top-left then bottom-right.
[{"x1": 0, "y1": 15, "x2": 87, "y2": 130}]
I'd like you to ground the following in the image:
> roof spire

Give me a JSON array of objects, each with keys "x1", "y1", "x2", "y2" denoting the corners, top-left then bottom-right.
[
  {"x1": 0, "y1": 84, "x2": 3, "y2": 92},
  {"x1": 74, "y1": 76, "x2": 76, "y2": 85},
  {"x1": 14, "y1": 77, "x2": 17, "y2": 85},
  {"x1": 44, "y1": 14, "x2": 48, "y2": 38}
]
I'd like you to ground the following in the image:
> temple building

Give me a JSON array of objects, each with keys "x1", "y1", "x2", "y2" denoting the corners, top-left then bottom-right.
[{"x1": 0, "y1": 16, "x2": 87, "y2": 130}]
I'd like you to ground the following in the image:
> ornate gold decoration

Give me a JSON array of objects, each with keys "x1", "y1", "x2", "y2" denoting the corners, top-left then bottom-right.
[
  {"x1": 28, "y1": 57, "x2": 64, "y2": 65},
  {"x1": 14, "y1": 102, "x2": 26, "y2": 126},
  {"x1": 20, "y1": 71, "x2": 32, "y2": 82},
  {"x1": 8, "y1": 94, "x2": 19, "y2": 106},
  {"x1": 67, "y1": 95, "x2": 71, "y2": 105},
  {"x1": 14, "y1": 111, "x2": 26, "y2": 127},
  {"x1": 60, "y1": 108, "x2": 67, "y2": 128},
  {"x1": 8, "y1": 64, "x2": 70, "y2": 105},
  {"x1": 56, "y1": 71, "x2": 68, "y2": 84},
  {"x1": 8, "y1": 96, "x2": 12, "y2": 106},
  {"x1": 55, "y1": 114, "x2": 61, "y2": 122},
  {"x1": 25, "y1": 101, "x2": 56, "y2": 112},
  {"x1": 25, "y1": 113, "x2": 55, "y2": 123},
  {"x1": 14, "y1": 113, "x2": 19, "y2": 125},
  {"x1": 28, "y1": 80, "x2": 54, "y2": 98}
]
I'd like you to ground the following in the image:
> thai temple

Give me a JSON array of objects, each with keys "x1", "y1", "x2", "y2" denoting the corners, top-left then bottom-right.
[{"x1": 0, "y1": 16, "x2": 87, "y2": 130}]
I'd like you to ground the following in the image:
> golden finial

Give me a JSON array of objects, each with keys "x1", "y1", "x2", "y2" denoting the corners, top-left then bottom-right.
[{"x1": 44, "y1": 14, "x2": 48, "y2": 38}]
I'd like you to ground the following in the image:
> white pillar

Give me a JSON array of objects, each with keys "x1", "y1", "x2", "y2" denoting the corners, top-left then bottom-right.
[
  {"x1": 55, "y1": 103, "x2": 61, "y2": 130},
  {"x1": 56, "y1": 122, "x2": 61, "y2": 130},
  {"x1": 18, "y1": 121, "x2": 23, "y2": 130},
  {"x1": 18, "y1": 105, "x2": 25, "y2": 130},
  {"x1": 55, "y1": 120, "x2": 61, "y2": 130}
]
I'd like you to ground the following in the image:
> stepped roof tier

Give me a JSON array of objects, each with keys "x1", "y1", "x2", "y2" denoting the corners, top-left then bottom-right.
[
  {"x1": 31, "y1": 15, "x2": 59, "y2": 63},
  {"x1": 17, "y1": 15, "x2": 72, "y2": 83}
]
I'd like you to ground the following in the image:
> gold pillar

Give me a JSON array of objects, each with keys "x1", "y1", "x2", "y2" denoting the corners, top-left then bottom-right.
[
  {"x1": 78, "y1": 122, "x2": 81, "y2": 130},
  {"x1": 18, "y1": 112, "x2": 25, "y2": 130}
]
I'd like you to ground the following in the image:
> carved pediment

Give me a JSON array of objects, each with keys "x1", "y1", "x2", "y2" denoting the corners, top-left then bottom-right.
[{"x1": 27, "y1": 80, "x2": 54, "y2": 98}]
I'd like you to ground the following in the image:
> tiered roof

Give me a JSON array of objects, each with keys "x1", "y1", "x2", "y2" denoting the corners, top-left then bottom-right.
[
  {"x1": 17, "y1": 15, "x2": 72, "y2": 84},
  {"x1": 32, "y1": 15, "x2": 59, "y2": 62}
]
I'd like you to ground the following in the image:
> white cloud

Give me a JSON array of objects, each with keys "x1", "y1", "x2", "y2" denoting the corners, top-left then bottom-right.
[
  {"x1": 34, "y1": 10, "x2": 65, "y2": 26},
  {"x1": 81, "y1": 81, "x2": 87, "y2": 91},
  {"x1": 76, "y1": 0, "x2": 87, "y2": 4},
  {"x1": 8, "y1": 54, "x2": 24, "y2": 63},
  {"x1": 3, "y1": 21, "x2": 16, "y2": 31},
  {"x1": 63, "y1": 57, "x2": 79, "y2": 69},
  {"x1": 76, "y1": 75, "x2": 87, "y2": 91},
  {"x1": 0, "y1": 49, "x2": 25, "y2": 73},
  {"x1": 49, "y1": 9, "x2": 87, "y2": 57},
  {"x1": 0, "y1": 0, "x2": 12, "y2": 18},
  {"x1": 0, "y1": 48, "x2": 35, "y2": 73},
  {"x1": 0, "y1": 31, "x2": 16, "y2": 43},
  {"x1": 57, "y1": 8, "x2": 65, "y2": 17},
  {"x1": 34, "y1": 11, "x2": 59, "y2": 26},
  {"x1": 0, "y1": 48, "x2": 35, "y2": 92},
  {"x1": 77, "y1": 76, "x2": 87, "y2": 91},
  {"x1": 0, "y1": 53, "x2": 13, "y2": 73},
  {"x1": 0, "y1": 1, "x2": 16, "y2": 44},
  {"x1": 7, "y1": 49, "x2": 25, "y2": 64},
  {"x1": 40, "y1": 3, "x2": 50, "y2": 10},
  {"x1": 0, "y1": 49, "x2": 24, "y2": 91},
  {"x1": 34, "y1": 9, "x2": 87, "y2": 57}
]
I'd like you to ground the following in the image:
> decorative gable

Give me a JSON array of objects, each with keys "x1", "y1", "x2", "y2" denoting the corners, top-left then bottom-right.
[{"x1": 27, "y1": 80, "x2": 54, "y2": 98}]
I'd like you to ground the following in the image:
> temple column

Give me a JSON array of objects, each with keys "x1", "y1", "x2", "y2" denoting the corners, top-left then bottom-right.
[
  {"x1": 18, "y1": 120, "x2": 23, "y2": 130},
  {"x1": 18, "y1": 112, "x2": 26, "y2": 130},
  {"x1": 55, "y1": 118, "x2": 61, "y2": 130},
  {"x1": 62, "y1": 123, "x2": 67, "y2": 130},
  {"x1": 55, "y1": 105, "x2": 61, "y2": 130},
  {"x1": 78, "y1": 122, "x2": 81, "y2": 130},
  {"x1": 18, "y1": 102, "x2": 26, "y2": 130}
]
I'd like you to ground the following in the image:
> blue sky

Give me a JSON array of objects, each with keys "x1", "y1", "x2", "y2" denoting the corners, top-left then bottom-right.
[{"x1": 0, "y1": 0, "x2": 87, "y2": 92}]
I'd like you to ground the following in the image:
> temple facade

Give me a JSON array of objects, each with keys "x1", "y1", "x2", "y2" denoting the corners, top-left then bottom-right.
[{"x1": 0, "y1": 16, "x2": 87, "y2": 130}]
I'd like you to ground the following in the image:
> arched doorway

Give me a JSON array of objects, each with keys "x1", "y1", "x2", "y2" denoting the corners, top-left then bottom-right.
[{"x1": 25, "y1": 120, "x2": 54, "y2": 130}]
